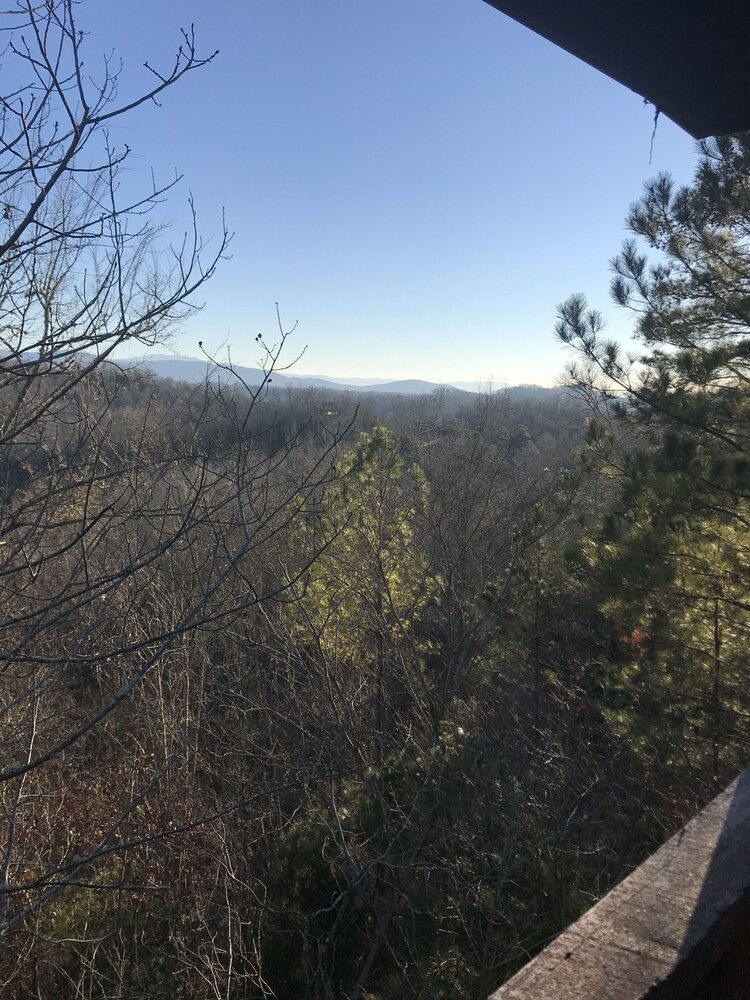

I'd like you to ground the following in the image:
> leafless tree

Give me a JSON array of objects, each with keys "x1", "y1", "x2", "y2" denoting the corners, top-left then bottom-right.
[{"x1": 0, "y1": 5, "x2": 350, "y2": 988}]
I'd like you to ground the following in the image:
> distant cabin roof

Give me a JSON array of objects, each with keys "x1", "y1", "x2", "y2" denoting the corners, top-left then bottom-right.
[{"x1": 482, "y1": 0, "x2": 750, "y2": 139}]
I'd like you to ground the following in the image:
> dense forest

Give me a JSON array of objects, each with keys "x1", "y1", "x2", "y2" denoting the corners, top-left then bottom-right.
[{"x1": 1, "y1": 3, "x2": 750, "y2": 998}]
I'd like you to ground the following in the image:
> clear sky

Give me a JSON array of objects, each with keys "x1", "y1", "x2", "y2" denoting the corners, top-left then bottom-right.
[{"x1": 78, "y1": 0, "x2": 699, "y2": 386}]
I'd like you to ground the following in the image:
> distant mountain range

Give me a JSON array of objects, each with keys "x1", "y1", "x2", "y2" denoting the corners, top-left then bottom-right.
[
  {"x1": 115, "y1": 354, "x2": 535, "y2": 397},
  {"x1": 2, "y1": 350, "x2": 559, "y2": 398}
]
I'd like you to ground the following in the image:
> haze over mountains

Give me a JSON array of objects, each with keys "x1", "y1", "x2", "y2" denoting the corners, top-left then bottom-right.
[{"x1": 119, "y1": 354, "x2": 537, "y2": 396}]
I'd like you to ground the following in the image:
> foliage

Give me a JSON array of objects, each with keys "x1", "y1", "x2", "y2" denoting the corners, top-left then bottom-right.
[
  {"x1": 293, "y1": 425, "x2": 436, "y2": 664},
  {"x1": 3, "y1": 2, "x2": 744, "y2": 996},
  {"x1": 558, "y1": 134, "x2": 750, "y2": 795}
]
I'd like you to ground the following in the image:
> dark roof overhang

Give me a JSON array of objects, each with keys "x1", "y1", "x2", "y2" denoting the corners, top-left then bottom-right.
[{"x1": 481, "y1": 0, "x2": 750, "y2": 139}]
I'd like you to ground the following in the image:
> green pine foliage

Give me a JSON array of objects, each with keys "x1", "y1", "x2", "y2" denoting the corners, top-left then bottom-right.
[{"x1": 558, "y1": 134, "x2": 750, "y2": 798}]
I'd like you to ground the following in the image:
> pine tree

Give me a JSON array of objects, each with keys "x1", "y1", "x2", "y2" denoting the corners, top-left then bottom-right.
[
  {"x1": 288, "y1": 425, "x2": 438, "y2": 758},
  {"x1": 557, "y1": 134, "x2": 750, "y2": 791}
]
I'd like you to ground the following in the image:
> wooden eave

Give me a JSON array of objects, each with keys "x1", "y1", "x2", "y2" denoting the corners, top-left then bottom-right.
[{"x1": 482, "y1": 0, "x2": 750, "y2": 139}]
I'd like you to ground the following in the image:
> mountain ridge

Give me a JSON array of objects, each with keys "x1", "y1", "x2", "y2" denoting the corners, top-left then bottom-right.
[{"x1": 115, "y1": 355, "x2": 528, "y2": 396}]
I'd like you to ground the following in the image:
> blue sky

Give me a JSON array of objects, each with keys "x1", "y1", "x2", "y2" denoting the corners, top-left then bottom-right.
[{"x1": 81, "y1": 0, "x2": 699, "y2": 386}]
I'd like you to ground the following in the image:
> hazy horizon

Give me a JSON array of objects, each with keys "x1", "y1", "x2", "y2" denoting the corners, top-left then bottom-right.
[{"x1": 113, "y1": 348, "x2": 527, "y2": 390}]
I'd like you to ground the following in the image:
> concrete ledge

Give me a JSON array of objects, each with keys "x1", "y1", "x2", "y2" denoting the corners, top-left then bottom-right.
[{"x1": 491, "y1": 770, "x2": 750, "y2": 1000}]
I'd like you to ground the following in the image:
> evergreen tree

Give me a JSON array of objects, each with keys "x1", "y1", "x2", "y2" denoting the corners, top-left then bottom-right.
[
  {"x1": 287, "y1": 425, "x2": 438, "y2": 762},
  {"x1": 557, "y1": 134, "x2": 750, "y2": 792},
  {"x1": 558, "y1": 134, "x2": 750, "y2": 497}
]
